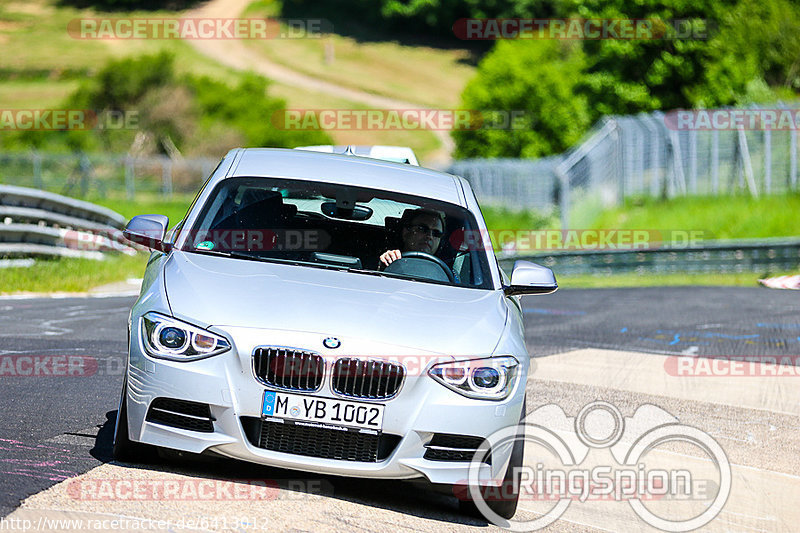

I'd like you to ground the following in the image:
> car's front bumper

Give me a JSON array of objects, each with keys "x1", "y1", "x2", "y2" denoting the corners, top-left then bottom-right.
[{"x1": 126, "y1": 324, "x2": 527, "y2": 486}]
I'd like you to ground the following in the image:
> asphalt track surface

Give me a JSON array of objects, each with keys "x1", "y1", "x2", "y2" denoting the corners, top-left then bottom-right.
[{"x1": 1, "y1": 287, "x2": 798, "y2": 530}]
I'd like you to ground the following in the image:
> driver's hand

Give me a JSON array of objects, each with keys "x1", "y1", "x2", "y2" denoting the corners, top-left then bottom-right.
[{"x1": 380, "y1": 249, "x2": 402, "y2": 266}]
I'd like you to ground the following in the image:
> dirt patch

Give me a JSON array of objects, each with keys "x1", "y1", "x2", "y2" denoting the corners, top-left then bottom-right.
[{"x1": 5, "y1": 1, "x2": 54, "y2": 16}]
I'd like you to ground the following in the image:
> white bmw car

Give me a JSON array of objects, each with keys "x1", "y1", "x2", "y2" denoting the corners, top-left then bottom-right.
[{"x1": 116, "y1": 148, "x2": 557, "y2": 518}]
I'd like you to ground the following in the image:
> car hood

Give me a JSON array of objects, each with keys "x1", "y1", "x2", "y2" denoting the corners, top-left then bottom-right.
[{"x1": 163, "y1": 252, "x2": 507, "y2": 354}]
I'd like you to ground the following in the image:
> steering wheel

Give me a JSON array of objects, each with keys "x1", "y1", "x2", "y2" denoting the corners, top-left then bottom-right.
[{"x1": 392, "y1": 251, "x2": 455, "y2": 283}]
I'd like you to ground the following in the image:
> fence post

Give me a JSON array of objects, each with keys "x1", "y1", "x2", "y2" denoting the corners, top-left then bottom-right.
[
  {"x1": 711, "y1": 129, "x2": 719, "y2": 194},
  {"x1": 79, "y1": 153, "x2": 91, "y2": 197},
  {"x1": 32, "y1": 150, "x2": 43, "y2": 189},
  {"x1": 202, "y1": 161, "x2": 213, "y2": 182},
  {"x1": 125, "y1": 156, "x2": 135, "y2": 201},
  {"x1": 737, "y1": 129, "x2": 758, "y2": 197},
  {"x1": 688, "y1": 129, "x2": 698, "y2": 194},
  {"x1": 613, "y1": 121, "x2": 625, "y2": 205},
  {"x1": 556, "y1": 167, "x2": 569, "y2": 230},
  {"x1": 791, "y1": 128, "x2": 798, "y2": 191},
  {"x1": 635, "y1": 119, "x2": 645, "y2": 196},
  {"x1": 162, "y1": 157, "x2": 173, "y2": 197},
  {"x1": 644, "y1": 114, "x2": 662, "y2": 197},
  {"x1": 667, "y1": 129, "x2": 687, "y2": 196},
  {"x1": 763, "y1": 129, "x2": 772, "y2": 195}
]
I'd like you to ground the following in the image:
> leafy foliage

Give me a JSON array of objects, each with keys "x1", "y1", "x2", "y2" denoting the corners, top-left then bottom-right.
[
  {"x1": 454, "y1": 40, "x2": 590, "y2": 158},
  {"x1": 1, "y1": 52, "x2": 330, "y2": 155},
  {"x1": 456, "y1": 0, "x2": 800, "y2": 157},
  {"x1": 280, "y1": 0, "x2": 560, "y2": 39}
]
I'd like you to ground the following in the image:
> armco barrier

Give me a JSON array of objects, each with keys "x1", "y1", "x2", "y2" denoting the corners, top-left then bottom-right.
[
  {"x1": 0, "y1": 185, "x2": 136, "y2": 259},
  {"x1": 0, "y1": 184, "x2": 125, "y2": 227},
  {"x1": 499, "y1": 238, "x2": 800, "y2": 276}
]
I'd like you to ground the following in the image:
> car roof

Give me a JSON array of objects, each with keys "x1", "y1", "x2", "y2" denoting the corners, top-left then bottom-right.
[
  {"x1": 225, "y1": 148, "x2": 464, "y2": 206},
  {"x1": 294, "y1": 145, "x2": 420, "y2": 166}
]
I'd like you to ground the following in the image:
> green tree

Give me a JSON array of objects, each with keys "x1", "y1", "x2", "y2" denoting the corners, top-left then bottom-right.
[
  {"x1": 188, "y1": 74, "x2": 330, "y2": 149},
  {"x1": 454, "y1": 39, "x2": 590, "y2": 158},
  {"x1": 690, "y1": 0, "x2": 800, "y2": 106},
  {"x1": 0, "y1": 52, "x2": 331, "y2": 155},
  {"x1": 455, "y1": 0, "x2": 800, "y2": 158}
]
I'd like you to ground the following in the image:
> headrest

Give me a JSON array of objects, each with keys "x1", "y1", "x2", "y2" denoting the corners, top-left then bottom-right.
[{"x1": 240, "y1": 189, "x2": 283, "y2": 209}]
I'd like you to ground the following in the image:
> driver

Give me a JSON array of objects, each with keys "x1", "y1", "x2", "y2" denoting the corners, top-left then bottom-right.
[{"x1": 379, "y1": 208, "x2": 445, "y2": 267}]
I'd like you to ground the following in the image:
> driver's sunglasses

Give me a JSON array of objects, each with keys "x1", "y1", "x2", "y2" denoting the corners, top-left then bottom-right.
[{"x1": 408, "y1": 224, "x2": 444, "y2": 238}]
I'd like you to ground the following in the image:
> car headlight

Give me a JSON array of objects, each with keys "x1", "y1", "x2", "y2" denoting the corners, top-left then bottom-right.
[
  {"x1": 428, "y1": 356, "x2": 519, "y2": 400},
  {"x1": 141, "y1": 312, "x2": 231, "y2": 361}
]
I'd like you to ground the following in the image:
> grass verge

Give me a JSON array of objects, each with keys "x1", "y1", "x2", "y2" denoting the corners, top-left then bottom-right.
[
  {"x1": 0, "y1": 195, "x2": 190, "y2": 294},
  {"x1": 590, "y1": 194, "x2": 800, "y2": 240},
  {"x1": 89, "y1": 194, "x2": 196, "y2": 226},
  {"x1": 0, "y1": 0, "x2": 448, "y2": 164},
  {"x1": 242, "y1": 0, "x2": 476, "y2": 109},
  {"x1": 0, "y1": 253, "x2": 148, "y2": 294},
  {"x1": 553, "y1": 271, "x2": 782, "y2": 289}
]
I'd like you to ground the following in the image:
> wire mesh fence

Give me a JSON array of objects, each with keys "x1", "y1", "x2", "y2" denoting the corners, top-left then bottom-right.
[
  {"x1": 2, "y1": 104, "x2": 798, "y2": 223},
  {"x1": 0, "y1": 151, "x2": 218, "y2": 199},
  {"x1": 447, "y1": 156, "x2": 561, "y2": 212},
  {"x1": 447, "y1": 105, "x2": 800, "y2": 228}
]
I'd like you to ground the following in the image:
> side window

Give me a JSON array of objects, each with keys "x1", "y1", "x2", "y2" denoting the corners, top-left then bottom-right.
[{"x1": 453, "y1": 252, "x2": 472, "y2": 284}]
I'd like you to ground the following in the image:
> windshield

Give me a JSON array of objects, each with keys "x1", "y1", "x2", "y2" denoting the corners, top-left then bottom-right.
[{"x1": 180, "y1": 176, "x2": 493, "y2": 289}]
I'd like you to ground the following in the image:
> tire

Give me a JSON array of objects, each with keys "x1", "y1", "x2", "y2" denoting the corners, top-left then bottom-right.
[
  {"x1": 112, "y1": 379, "x2": 157, "y2": 463},
  {"x1": 457, "y1": 400, "x2": 526, "y2": 520}
]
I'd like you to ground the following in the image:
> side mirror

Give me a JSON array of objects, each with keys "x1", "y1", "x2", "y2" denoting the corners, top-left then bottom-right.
[
  {"x1": 503, "y1": 260, "x2": 558, "y2": 296},
  {"x1": 123, "y1": 214, "x2": 171, "y2": 252}
]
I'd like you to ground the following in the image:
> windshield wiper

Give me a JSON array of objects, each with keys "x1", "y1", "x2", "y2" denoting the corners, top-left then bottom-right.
[
  {"x1": 184, "y1": 248, "x2": 232, "y2": 258},
  {"x1": 184, "y1": 248, "x2": 280, "y2": 264},
  {"x1": 185, "y1": 249, "x2": 431, "y2": 279},
  {"x1": 184, "y1": 248, "x2": 349, "y2": 271},
  {"x1": 347, "y1": 268, "x2": 393, "y2": 278}
]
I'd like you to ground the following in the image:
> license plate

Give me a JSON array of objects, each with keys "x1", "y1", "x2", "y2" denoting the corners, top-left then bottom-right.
[{"x1": 262, "y1": 391, "x2": 384, "y2": 431}]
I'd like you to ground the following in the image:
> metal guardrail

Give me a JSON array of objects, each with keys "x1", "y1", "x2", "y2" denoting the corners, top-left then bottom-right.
[
  {"x1": 0, "y1": 243, "x2": 104, "y2": 260},
  {"x1": 0, "y1": 185, "x2": 126, "y2": 228},
  {"x1": 499, "y1": 238, "x2": 800, "y2": 276},
  {"x1": 0, "y1": 185, "x2": 136, "y2": 260}
]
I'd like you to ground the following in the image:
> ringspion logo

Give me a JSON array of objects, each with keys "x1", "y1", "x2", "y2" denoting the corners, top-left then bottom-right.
[{"x1": 465, "y1": 401, "x2": 730, "y2": 531}]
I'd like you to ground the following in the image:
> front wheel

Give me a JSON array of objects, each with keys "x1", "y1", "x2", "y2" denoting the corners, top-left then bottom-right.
[{"x1": 113, "y1": 379, "x2": 157, "y2": 463}]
